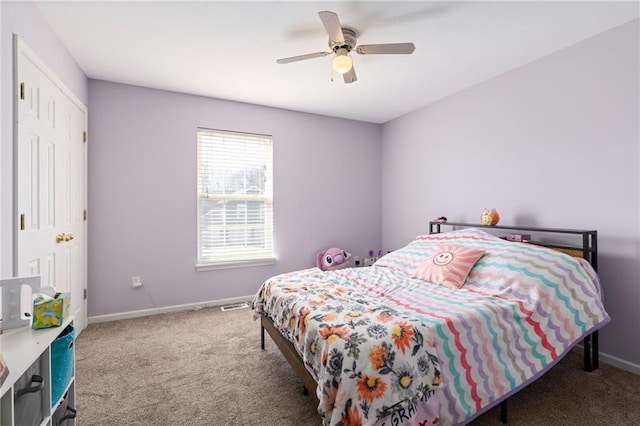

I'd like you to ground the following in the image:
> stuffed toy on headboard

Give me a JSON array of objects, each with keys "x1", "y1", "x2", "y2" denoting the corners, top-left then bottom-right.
[{"x1": 316, "y1": 247, "x2": 352, "y2": 271}]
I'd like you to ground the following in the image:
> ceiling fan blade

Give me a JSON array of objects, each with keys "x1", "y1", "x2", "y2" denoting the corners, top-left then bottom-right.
[
  {"x1": 276, "y1": 51, "x2": 330, "y2": 64},
  {"x1": 343, "y1": 66, "x2": 357, "y2": 84},
  {"x1": 318, "y1": 11, "x2": 344, "y2": 43},
  {"x1": 355, "y1": 43, "x2": 416, "y2": 55}
]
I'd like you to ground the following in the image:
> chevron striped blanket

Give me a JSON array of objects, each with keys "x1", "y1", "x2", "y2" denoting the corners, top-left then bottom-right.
[
  {"x1": 255, "y1": 228, "x2": 609, "y2": 425},
  {"x1": 373, "y1": 228, "x2": 609, "y2": 424}
]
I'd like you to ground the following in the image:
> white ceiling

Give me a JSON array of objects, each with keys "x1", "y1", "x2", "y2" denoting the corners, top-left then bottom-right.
[{"x1": 35, "y1": 1, "x2": 639, "y2": 124}]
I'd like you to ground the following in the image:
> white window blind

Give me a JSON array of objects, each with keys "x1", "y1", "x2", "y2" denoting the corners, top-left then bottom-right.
[{"x1": 196, "y1": 128, "x2": 274, "y2": 269}]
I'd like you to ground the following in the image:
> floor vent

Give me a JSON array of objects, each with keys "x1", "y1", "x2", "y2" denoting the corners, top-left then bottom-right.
[{"x1": 220, "y1": 302, "x2": 249, "y2": 312}]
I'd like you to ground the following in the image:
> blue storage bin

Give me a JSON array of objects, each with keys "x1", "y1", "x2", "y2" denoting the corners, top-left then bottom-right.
[{"x1": 51, "y1": 323, "x2": 75, "y2": 406}]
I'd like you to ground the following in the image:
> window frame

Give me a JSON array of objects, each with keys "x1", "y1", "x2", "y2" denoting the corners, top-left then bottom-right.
[{"x1": 195, "y1": 128, "x2": 275, "y2": 271}]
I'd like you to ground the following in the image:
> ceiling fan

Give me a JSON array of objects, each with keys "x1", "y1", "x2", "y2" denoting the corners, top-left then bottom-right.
[{"x1": 277, "y1": 11, "x2": 416, "y2": 84}]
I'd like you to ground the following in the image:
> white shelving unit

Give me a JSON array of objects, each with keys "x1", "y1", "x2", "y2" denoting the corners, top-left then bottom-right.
[{"x1": 0, "y1": 317, "x2": 76, "y2": 426}]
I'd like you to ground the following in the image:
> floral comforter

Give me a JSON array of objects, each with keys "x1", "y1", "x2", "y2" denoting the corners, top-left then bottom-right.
[{"x1": 253, "y1": 267, "x2": 443, "y2": 426}]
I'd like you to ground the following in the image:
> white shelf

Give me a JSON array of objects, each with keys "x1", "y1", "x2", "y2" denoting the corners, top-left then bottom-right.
[
  {"x1": 0, "y1": 317, "x2": 75, "y2": 426},
  {"x1": 0, "y1": 317, "x2": 73, "y2": 397}
]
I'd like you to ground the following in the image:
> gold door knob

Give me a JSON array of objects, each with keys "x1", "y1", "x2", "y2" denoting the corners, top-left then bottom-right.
[
  {"x1": 64, "y1": 234, "x2": 75, "y2": 242},
  {"x1": 56, "y1": 233, "x2": 66, "y2": 243}
]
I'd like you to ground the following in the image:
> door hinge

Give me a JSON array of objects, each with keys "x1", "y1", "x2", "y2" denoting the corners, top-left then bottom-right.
[
  {"x1": 84, "y1": 288, "x2": 87, "y2": 300},
  {"x1": 20, "y1": 82, "x2": 25, "y2": 100},
  {"x1": 19, "y1": 213, "x2": 25, "y2": 230},
  {"x1": 83, "y1": 131, "x2": 87, "y2": 143},
  {"x1": 83, "y1": 209, "x2": 87, "y2": 221}
]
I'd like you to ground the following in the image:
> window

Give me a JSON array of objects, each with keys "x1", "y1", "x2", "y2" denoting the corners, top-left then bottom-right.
[{"x1": 196, "y1": 128, "x2": 274, "y2": 270}]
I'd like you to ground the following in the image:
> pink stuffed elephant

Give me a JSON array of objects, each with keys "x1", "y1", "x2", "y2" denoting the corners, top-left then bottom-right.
[{"x1": 316, "y1": 247, "x2": 352, "y2": 271}]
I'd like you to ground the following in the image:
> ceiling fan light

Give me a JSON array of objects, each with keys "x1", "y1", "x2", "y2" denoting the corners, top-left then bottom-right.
[{"x1": 332, "y1": 51, "x2": 352, "y2": 74}]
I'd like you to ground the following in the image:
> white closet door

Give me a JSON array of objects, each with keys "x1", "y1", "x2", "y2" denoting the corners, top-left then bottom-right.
[{"x1": 15, "y1": 38, "x2": 87, "y2": 332}]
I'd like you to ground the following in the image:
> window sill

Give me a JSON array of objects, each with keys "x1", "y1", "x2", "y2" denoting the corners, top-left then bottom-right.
[{"x1": 196, "y1": 257, "x2": 276, "y2": 271}]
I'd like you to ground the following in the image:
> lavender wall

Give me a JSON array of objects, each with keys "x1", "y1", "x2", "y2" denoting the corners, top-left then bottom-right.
[
  {"x1": 87, "y1": 80, "x2": 381, "y2": 317},
  {"x1": 0, "y1": 1, "x2": 88, "y2": 278},
  {"x1": 381, "y1": 20, "x2": 640, "y2": 368}
]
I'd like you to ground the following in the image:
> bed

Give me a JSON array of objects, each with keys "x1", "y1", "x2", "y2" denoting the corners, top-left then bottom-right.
[{"x1": 252, "y1": 224, "x2": 609, "y2": 425}]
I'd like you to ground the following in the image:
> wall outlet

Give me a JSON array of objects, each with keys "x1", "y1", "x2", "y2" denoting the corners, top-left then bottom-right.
[
  {"x1": 354, "y1": 256, "x2": 360, "y2": 267},
  {"x1": 132, "y1": 276, "x2": 143, "y2": 288}
]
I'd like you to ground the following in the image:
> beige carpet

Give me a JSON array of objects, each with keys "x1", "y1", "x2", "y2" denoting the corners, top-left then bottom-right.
[{"x1": 75, "y1": 307, "x2": 640, "y2": 425}]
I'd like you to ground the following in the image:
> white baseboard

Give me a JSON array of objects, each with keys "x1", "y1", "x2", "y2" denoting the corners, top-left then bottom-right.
[
  {"x1": 88, "y1": 295, "x2": 254, "y2": 324},
  {"x1": 572, "y1": 345, "x2": 640, "y2": 376},
  {"x1": 599, "y1": 351, "x2": 640, "y2": 375}
]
